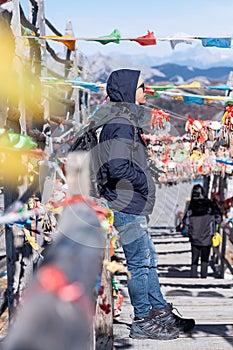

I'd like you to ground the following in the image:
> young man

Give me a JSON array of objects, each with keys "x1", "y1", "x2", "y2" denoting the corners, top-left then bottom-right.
[{"x1": 98, "y1": 69, "x2": 195, "y2": 340}]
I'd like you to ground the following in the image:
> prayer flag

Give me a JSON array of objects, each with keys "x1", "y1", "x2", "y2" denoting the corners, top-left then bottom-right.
[
  {"x1": 41, "y1": 35, "x2": 76, "y2": 51},
  {"x1": 200, "y1": 37, "x2": 231, "y2": 48},
  {"x1": 0, "y1": 0, "x2": 12, "y2": 4},
  {"x1": 170, "y1": 38, "x2": 193, "y2": 49},
  {"x1": 205, "y1": 84, "x2": 232, "y2": 91},
  {"x1": 149, "y1": 84, "x2": 175, "y2": 91},
  {"x1": 131, "y1": 30, "x2": 156, "y2": 46},
  {"x1": 183, "y1": 95, "x2": 204, "y2": 105},
  {"x1": 94, "y1": 29, "x2": 121, "y2": 45},
  {"x1": 145, "y1": 86, "x2": 156, "y2": 96},
  {"x1": 72, "y1": 78, "x2": 101, "y2": 92}
]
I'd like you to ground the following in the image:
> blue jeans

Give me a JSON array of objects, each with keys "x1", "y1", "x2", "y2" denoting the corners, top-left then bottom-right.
[{"x1": 113, "y1": 210, "x2": 167, "y2": 318}]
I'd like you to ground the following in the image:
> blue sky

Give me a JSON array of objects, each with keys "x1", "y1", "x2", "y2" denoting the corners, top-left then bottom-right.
[{"x1": 19, "y1": 0, "x2": 233, "y2": 59}]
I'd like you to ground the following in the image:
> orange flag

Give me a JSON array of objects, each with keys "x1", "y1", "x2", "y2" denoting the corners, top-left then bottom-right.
[{"x1": 40, "y1": 35, "x2": 76, "y2": 51}]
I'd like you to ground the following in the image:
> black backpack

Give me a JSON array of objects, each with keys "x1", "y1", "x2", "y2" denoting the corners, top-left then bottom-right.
[
  {"x1": 70, "y1": 109, "x2": 164, "y2": 197},
  {"x1": 69, "y1": 112, "x2": 138, "y2": 198}
]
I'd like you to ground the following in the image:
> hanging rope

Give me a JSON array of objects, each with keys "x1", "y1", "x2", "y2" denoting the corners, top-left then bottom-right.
[
  {"x1": 47, "y1": 91, "x2": 75, "y2": 106},
  {"x1": 19, "y1": 4, "x2": 38, "y2": 34},
  {"x1": 46, "y1": 42, "x2": 73, "y2": 67},
  {"x1": 46, "y1": 67, "x2": 64, "y2": 80},
  {"x1": 65, "y1": 49, "x2": 72, "y2": 78},
  {"x1": 29, "y1": 0, "x2": 38, "y2": 26},
  {"x1": 45, "y1": 18, "x2": 62, "y2": 37},
  {"x1": 146, "y1": 102, "x2": 187, "y2": 121}
]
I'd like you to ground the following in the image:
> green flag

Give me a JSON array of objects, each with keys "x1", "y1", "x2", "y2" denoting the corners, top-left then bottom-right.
[{"x1": 95, "y1": 29, "x2": 121, "y2": 45}]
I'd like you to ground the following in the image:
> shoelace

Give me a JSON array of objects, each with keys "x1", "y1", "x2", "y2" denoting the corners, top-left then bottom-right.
[
  {"x1": 170, "y1": 303, "x2": 183, "y2": 317},
  {"x1": 131, "y1": 314, "x2": 147, "y2": 322}
]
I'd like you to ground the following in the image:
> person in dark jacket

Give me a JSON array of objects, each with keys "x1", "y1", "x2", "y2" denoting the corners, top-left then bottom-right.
[
  {"x1": 184, "y1": 184, "x2": 222, "y2": 278},
  {"x1": 98, "y1": 69, "x2": 195, "y2": 340}
]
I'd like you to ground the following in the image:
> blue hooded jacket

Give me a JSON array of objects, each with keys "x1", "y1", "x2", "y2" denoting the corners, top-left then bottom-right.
[{"x1": 99, "y1": 69, "x2": 155, "y2": 215}]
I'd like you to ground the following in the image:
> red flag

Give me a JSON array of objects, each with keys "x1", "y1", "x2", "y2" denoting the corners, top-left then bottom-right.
[
  {"x1": 145, "y1": 86, "x2": 155, "y2": 96},
  {"x1": 131, "y1": 31, "x2": 156, "y2": 46}
]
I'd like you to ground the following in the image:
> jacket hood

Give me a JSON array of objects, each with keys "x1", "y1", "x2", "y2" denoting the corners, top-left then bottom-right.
[
  {"x1": 191, "y1": 184, "x2": 206, "y2": 199},
  {"x1": 106, "y1": 69, "x2": 140, "y2": 103}
]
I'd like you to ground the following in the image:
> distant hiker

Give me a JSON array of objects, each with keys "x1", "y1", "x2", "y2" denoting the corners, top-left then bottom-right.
[
  {"x1": 174, "y1": 204, "x2": 183, "y2": 230},
  {"x1": 183, "y1": 184, "x2": 222, "y2": 278},
  {"x1": 98, "y1": 69, "x2": 195, "y2": 340}
]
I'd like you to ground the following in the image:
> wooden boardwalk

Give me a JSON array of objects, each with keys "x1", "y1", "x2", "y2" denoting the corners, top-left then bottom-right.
[{"x1": 113, "y1": 229, "x2": 233, "y2": 350}]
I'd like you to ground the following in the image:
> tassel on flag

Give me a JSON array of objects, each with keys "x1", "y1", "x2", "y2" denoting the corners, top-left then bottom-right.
[{"x1": 58, "y1": 121, "x2": 65, "y2": 133}]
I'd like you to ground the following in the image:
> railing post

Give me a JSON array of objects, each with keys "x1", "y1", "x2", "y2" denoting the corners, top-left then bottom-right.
[
  {"x1": 95, "y1": 239, "x2": 113, "y2": 349},
  {"x1": 220, "y1": 226, "x2": 227, "y2": 278},
  {"x1": 3, "y1": 181, "x2": 18, "y2": 320},
  {"x1": 66, "y1": 151, "x2": 90, "y2": 197}
]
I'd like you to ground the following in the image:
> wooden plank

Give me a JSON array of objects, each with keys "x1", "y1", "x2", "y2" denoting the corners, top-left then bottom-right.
[
  {"x1": 113, "y1": 226, "x2": 233, "y2": 350},
  {"x1": 159, "y1": 277, "x2": 233, "y2": 287},
  {"x1": 113, "y1": 337, "x2": 233, "y2": 350}
]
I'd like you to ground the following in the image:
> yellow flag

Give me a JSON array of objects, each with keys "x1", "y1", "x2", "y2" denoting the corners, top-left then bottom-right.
[{"x1": 24, "y1": 229, "x2": 40, "y2": 251}]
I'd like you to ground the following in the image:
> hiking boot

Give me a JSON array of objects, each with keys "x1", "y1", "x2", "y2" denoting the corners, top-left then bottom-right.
[
  {"x1": 130, "y1": 317, "x2": 179, "y2": 340},
  {"x1": 149, "y1": 303, "x2": 195, "y2": 333},
  {"x1": 172, "y1": 312, "x2": 195, "y2": 332}
]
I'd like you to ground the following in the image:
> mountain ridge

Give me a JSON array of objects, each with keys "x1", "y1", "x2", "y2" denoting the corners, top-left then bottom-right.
[
  {"x1": 85, "y1": 52, "x2": 233, "y2": 84},
  {"x1": 150, "y1": 63, "x2": 233, "y2": 83}
]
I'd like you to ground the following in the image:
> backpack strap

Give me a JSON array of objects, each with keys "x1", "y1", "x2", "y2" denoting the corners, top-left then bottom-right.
[{"x1": 95, "y1": 111, "x2": 139, "y2": 151}]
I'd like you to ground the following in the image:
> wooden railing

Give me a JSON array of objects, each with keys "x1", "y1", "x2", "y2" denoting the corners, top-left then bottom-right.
[
  {"x1": 217, "y1": 226, "x2": 233, "y2": 278},
  {"x1": 2, "y1": 152, "x2": 114, "y2": 350}
]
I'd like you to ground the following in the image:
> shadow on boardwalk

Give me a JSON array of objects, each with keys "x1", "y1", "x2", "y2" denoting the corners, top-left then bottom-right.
[{"x1": 113, "y1": 229, "x2": 233, "y2": 350}]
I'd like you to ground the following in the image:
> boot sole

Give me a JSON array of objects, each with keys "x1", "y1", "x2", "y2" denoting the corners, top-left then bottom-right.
[
  {"x1": 129, "y1": 332, "x2": 179, "y2": 340},
  {"x1": 181, "y1": 323, "x2": 195, "y2": 333},
  {"x1": 177, "y1": 319, "x2": 195, "y2": 333}
]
